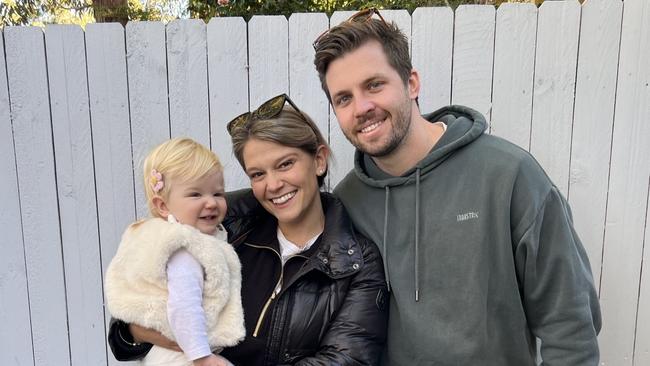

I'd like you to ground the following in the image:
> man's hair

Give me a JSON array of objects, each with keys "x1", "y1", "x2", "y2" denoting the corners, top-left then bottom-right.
[
  {"x1": 314, "y1": 17, "x2": 412, "y2": 100},
  {"x1": 229, "y1": 106, "x2": 331, "y2": 187},
  {"x1": 143, "y1": 137, "x2": 222, "y2": 218}
]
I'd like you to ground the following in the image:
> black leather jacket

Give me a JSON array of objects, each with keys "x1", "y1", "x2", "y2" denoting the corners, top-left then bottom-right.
[{"x1": 108, "y1": 190, "x2": 388, "y2": 365}]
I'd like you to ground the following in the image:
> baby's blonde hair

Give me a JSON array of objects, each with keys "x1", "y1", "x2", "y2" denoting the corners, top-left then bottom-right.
[{"x1": 143, "y1": 138, "x2": 223, "y2": 218}]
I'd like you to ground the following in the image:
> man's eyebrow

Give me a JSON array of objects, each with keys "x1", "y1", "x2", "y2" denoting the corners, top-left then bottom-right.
[{"x1": 330, "y1": 89, "x2": 349, "y2": 101}]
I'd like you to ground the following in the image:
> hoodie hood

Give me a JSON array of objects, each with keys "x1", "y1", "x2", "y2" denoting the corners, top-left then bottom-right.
[{"x1": 345, "y1": 105, "x2": 487, "y2": 300}]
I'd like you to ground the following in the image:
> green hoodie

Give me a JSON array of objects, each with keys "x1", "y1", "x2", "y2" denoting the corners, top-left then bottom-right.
[{"x1": 334, "y1": 105, "x2": 601, "y2": 366}]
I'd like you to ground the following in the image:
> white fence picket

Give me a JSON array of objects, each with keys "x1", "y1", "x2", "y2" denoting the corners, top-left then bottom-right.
[
  {"x1": 383, "y1": 9, "x2": 412, "y2": 49},
  {"x1": 248, "y1": 16, "x2": 289, "y2": 107},
  {"x1": 567, "y1": 0, "x2": 622, "y2": 292},
  {"x1": 207, "y1": 17, "x2": 249, "y2": 190},
  {"x1": 4, "y1": 26, "x2": 70, "y2": 366},
  {"x1": 288, "y1": 13, "x2": 330, "y2": 186},
  {"x1": 326, "y1": 10, "x2": 356, "y2": 187},
  {"x1": 0, "y1": 29, "x2": 33, "y2": 366},
  {"x1": 167, "y1": 19, "x2": 210, "y2": 146},
  {"x1": 491, "y1": 3, "x2": 536, "y2": 149},
  {"x1": 288, "y1": 12, "x2": 329, "y2": 124},
  {"x1": 636, "y1": 189, "x2": 650, "y2": 366},
  {"x1": 599, "y1": 0, "x2": 650, "y2": 364},
  {"x1": 529, "y1": 1, "x2": 581, "y2": 197},
  {"x1": 412, "y1": 7, "x2": 453, "y2": 113},
  {"x1": 126, "y1": 22, "x2": 170, "y2": 219},
  {"x1": 44, "y1": 24, "x2": 107, "y2": 366},
  {"x1": 452, "y1": 5, "x2": 496, "y2": 123},
  {"x1": 85, "y1": 22, "x2": 138, "y2": 366}
]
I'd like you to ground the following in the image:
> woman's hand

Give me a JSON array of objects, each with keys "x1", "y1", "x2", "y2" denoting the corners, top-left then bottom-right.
[
  {"x1": 129, "y1": 323, "x2": 182, "y2": 352},
  {"x1": 193, "y1": 354, "x2": 233, "y2": 366}
]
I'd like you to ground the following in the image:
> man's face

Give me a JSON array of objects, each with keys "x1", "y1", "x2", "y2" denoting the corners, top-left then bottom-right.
[{"x1": 325, "y1": 40, "x2": 417, "y2": 157}]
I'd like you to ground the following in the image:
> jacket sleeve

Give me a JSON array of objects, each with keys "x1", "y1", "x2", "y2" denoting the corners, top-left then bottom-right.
[
  {"x1": 288, "y1": 237, "x2": 388, "y2": 366},
  {"x1": 224, "y1": 189, "x2": 265, "y2": 243},
  {"x1": 107, "y1": 318, "x2": 153, "y2": 361},
  {"x1": 513, "y1": 186, "x2": 601, "y2": 366}
]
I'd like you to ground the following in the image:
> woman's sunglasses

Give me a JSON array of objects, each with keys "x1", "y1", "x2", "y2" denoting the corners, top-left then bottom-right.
[
  {"x1": 226, "y1": 94, "x2": 309, "y2": 136},
  {"x1": 312, "y1": 8, "x2": 388, "y2": 50}
]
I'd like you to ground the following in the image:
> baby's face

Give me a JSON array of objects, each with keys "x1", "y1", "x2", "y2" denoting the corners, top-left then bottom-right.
[{"x1": 164, "y1": 170, "x2": 227, "y2": 235}]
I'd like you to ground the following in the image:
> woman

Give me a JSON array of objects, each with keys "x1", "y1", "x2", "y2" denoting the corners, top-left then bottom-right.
[{"x1": 108, "y1": 94, "x2": 388, "y2": 365}]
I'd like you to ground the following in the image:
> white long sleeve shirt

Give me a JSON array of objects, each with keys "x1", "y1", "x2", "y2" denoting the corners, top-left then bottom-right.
[{"x1": 167, "y1": 249, "x2": 211, "y2": 360}]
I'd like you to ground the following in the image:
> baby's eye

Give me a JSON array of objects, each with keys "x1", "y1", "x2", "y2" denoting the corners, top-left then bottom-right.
[
  {"x1": 213, "y1": 192, "x2": 224, "y2": 197},
  {"x1": 189, "y1": 192, "x2": 201, "y2": 197}
]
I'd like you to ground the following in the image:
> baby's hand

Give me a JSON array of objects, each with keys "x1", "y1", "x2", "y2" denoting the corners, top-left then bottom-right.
[{"x1": 193, "y1": 354, "x2": 233, "y2": 366}]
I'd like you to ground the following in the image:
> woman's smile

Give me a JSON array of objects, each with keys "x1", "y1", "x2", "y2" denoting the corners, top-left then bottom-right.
[{"x1": 271, "y1": 190, "x2": 297, "y2": 205}]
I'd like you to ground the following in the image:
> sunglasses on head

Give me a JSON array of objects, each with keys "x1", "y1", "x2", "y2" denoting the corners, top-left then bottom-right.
[
  {"x1": 312, "y1": 8, "x2": 388, "y2": 50},
  {"x1": 226, "y1": 94, "x2": 309, "y2": 136}
]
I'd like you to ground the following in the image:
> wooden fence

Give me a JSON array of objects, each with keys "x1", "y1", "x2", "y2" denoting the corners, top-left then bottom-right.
[{"x1": 0, "y1": 0, "x2": 648, "y2": 365}]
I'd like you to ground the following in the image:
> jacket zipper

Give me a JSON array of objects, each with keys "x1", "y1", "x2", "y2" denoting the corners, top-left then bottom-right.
[{"x1": 245, "y1": 242, "x2": 314, "y2": 338}]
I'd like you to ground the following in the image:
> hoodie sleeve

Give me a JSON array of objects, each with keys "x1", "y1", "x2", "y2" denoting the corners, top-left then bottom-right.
[{"x1": 513, "y1": 186, "x2": 602, "y2": 366}]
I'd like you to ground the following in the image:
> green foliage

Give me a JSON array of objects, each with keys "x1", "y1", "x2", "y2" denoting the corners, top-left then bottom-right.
[
  {"x1": 1, "y1": 0, "x2": 547, "y2": 26},
  {"x1": 1, "y1": 0, "x2": 92, "y2": 26},
  {"x1": 0, "y1": 0, "x2": 181, "y2": 26},
  {"x1": 188, "y1": 0, "x2": 484, "y2": 21}
]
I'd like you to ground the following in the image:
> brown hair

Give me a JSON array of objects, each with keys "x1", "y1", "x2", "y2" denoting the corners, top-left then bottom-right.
[
  {"x1": 314, "y1": 17, "x2": 412, "y2": 100},
  {"x1": 229, "y1": 106, "x2": 330, "y2": 187}
]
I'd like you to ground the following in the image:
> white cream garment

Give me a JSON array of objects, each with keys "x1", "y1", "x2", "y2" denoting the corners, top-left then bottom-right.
[
  {"x1": 166, "y1": 249, "x2": 211, "y2": 360},
  {"x1": 140, "y1": 249, "x2": 207, "y2": 366},
  {"x1": 142, "y1": 217, "x2": 230, "y2": 365},
  {"x1": 142, "y1": 345, "x2": 192, "y2": 366},
  {"x1": 143, "y1": 346, "x2": 233, "y2": 366},
  {"x1": 106, "y1": 214, "x2": 244, "y2": 365}
]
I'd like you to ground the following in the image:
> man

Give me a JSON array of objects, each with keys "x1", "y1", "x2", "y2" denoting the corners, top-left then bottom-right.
[{"x1": 313, "y1": 9, "x2": 601, "y2": 366}]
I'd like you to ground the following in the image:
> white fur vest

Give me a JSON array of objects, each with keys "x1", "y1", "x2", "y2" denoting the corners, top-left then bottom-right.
[{"x1": 105, "y1": 218, "x2": 245, "y2": 349}]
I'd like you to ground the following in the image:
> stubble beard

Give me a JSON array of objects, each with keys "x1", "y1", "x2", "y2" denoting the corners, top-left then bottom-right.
[{"x1": 347, "y1": 97, "x2": 413, "y2": 158}]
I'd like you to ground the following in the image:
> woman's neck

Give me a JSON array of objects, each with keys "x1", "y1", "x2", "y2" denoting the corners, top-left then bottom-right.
[{"x1": 278, "y1": 198, "x2": 325, "y2": 248}]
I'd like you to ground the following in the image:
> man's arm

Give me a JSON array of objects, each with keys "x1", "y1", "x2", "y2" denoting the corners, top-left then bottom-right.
[{"x1": 515, "y1": 187, "x2": 601, "y2": 365}]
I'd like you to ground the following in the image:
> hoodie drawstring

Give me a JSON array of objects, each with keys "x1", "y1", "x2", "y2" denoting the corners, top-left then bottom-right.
[
  {"x1": 415, "y1": 168, "x2": 421, "y2": 302},
  {"x1": 383, "y1": 186, "x2": 391, "y2": 292},
  {"x1": 382, "y1": 169, "x2": 422, "y2": 302}
]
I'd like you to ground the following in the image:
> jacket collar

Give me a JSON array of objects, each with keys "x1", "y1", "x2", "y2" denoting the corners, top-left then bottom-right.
[{"x1": 225, "y1": 190, "x2": 364, "y2": 279}]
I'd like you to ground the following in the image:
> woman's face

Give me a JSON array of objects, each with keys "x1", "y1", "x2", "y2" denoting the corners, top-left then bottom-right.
[{"x1": 242, "y1": 138, "x2": 327, "y2": 230}]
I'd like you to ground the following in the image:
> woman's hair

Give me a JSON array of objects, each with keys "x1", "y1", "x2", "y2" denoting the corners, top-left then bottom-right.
[
  {"x1": 143, "y1": 137, "x2": 222, "y2": 217},
  {"x1": 229, "y1": 106, "x2": 331, "y2": 187}
]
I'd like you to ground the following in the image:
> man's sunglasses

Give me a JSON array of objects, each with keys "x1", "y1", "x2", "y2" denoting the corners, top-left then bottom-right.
[
  {"x1": 312, "y1": 8, "x2": 388, "y2": 50},
  {"x1": 226, "y1": 94, "x2": 309, "y2": 136}
]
